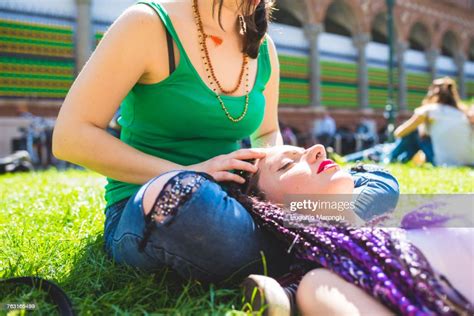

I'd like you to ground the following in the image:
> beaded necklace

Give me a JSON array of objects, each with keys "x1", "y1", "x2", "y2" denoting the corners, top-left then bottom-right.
[{"x1": 192, "y1": 0, "x2": 250, "y2": 123}]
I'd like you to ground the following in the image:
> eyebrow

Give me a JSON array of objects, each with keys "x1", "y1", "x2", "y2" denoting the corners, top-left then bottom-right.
[{"x1": 272, "y1": 150, "x2": 301, "y2": 172}]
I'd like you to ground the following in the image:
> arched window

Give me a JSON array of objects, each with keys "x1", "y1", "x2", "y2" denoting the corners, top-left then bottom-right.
[
  {"x1": 324, "y1": 0, "x2": 356, "y2": 37},
  {"x1": 408, "y1": 22, "x2": 431, "y2": 52},
  {"x1": 441, "y1": 31, "x2": 459, "y2": 57},
  {"x1": 371, "y1": 12, "x2": 388, "y2": 44}
]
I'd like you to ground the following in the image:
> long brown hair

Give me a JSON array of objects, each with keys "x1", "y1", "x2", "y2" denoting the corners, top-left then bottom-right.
[
  {"x1": 213, "y1": 0, "x2": 274, "y2": 58},
  {"x1": 422, "y1": 77, "x2": 467, "y2": 113},
  {"x1": 221, "y1": 158, "x2": 266, "y2": 199}
]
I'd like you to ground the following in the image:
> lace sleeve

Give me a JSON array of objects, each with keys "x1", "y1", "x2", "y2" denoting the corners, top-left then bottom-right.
[{"x1": 138, "y1": 171, "x2": 210, "y2": 252}]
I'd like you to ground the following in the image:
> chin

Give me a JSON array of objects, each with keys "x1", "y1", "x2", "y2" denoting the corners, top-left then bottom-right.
[{"x1": 328, "y1": 170, "x2": 354, "y2": 194}]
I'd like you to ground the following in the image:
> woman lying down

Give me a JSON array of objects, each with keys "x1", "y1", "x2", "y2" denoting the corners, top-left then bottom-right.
[{"x1": 113, "y1": 144, "x2": 474, "y2": 315}]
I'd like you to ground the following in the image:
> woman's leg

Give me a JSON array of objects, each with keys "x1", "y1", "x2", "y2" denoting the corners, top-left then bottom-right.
[
  {"x1": 407, "y1": 228, "x2": 474, "y2": 303},
  {"x1": 388, "y1": 130, "x2": 420, "y2": 163},
  {"x1": 296, "y1": 228, "x2": 474, "y2": 315},
  {"x1": 105, "y1": 170, "x2": 291, "y2": 283},
  {"x1": 418, "y1": 136, "x2": 435, "y2": 165},
  {"x1": 343, "y1": 144, "x2": 388, "y2": 163},
  {"x1": 296, "y1": 269, "x2": 393, "y2": 316}
]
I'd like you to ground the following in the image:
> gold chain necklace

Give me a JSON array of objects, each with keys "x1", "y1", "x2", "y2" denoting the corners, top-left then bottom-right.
[{"x1": 192, "y1": 0, "x2": 250, "y2": 123}]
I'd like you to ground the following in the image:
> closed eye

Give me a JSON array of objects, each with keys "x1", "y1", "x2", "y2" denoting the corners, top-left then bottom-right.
[{"x1": 278, "y1": 161, "x2": 294, "y2": 171}]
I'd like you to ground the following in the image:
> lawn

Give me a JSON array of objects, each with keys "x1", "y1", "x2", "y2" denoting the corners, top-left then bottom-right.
[{"x1": 1, "y1": 165, "x2": 473, "y2": 315}]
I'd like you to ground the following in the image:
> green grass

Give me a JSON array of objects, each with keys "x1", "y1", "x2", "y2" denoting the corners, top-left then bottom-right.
[{"x1": 1, "y1": 165, "x2": 473, "y2": 315}]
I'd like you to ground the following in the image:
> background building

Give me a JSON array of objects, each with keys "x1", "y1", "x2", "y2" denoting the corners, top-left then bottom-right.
[
  {"x1": 0, "y1": 0, "x2": 473, "y2": 156},
  {"x1": 273, "y1": 0, "x2": 474, "y2": 131}
]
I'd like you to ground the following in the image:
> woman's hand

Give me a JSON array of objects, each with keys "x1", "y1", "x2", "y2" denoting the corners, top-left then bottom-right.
[{"x1": 185, "y1": 148, "x2": 266, "y2": 183}]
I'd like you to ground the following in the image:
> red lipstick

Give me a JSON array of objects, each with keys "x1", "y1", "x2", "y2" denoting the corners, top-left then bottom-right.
[{"x1": 317, "y1": 159, "x2": 338, "y2": 174}]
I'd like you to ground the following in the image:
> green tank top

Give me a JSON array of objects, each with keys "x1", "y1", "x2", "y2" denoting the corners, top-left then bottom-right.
[{"x1": 104, "y1": 0, "x2": 271, "y2": 208}]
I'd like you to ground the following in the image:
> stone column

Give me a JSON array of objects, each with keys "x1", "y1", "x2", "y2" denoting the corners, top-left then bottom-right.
[
  {"x1": 455, "y1": 53, "x2": 467, "y2": 99},
  {"x1": 426, "y1": 49, "x2": 439, "y2": 81},
  {"x1": 353, "y1": 33, "x2": 370, "y2": 111},
  {"x1": 304, "y1": 23, "x2": 324, "y2": 108},
  {"x1": 396, "y1": 42, "x2": 408, "y2": 111},
  {"x1": 75, "y1": 0, "x2": 93, "y2": 75}
]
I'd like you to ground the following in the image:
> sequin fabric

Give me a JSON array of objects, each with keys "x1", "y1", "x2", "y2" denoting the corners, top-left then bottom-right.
[{"x1": 148, "y1": 171, "x2": 208, "y2": 224}]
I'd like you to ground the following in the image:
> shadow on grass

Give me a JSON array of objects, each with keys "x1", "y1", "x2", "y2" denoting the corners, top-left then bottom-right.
[{"x1": 61, "y1": 234, "x2": 243, "y2": 315}]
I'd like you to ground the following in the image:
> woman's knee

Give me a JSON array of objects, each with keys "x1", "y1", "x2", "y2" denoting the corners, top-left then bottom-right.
[
  {"x1": 142, "y1": 170, "x2": 185, "y2": 216},
  {"x1": 111, "y1": 170, "x2": 216, "y2": 274},
  {"x1": 296, "y1": 268, "x2": 393, "y2": 316},
  {"x1": 297, "y1": 269, "x2": 360, "y2": 316}
]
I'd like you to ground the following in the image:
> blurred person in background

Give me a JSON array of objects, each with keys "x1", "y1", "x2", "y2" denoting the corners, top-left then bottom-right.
[
  {"x1": 393, "y1": 77, "x2": 473, "y2": 166},
  {"x1": 312, "y1": 113, "x2": 336, "y2": 148},
  {"x1": 355, "y1": 118, "x2": 378, "y2": 151},
  {"x1": 345, "y1": 77, "x2": 474, "y2": 167}
]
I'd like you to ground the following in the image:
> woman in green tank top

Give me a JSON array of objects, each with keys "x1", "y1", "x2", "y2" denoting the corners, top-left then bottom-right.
[{"x1": 53, "y1": 0, "x2": 291, "y2": 285}]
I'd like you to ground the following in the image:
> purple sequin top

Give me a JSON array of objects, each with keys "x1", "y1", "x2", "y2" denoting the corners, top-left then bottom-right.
[{"x1": 247, "y1": 198, "x2": 474, "y2": 316}]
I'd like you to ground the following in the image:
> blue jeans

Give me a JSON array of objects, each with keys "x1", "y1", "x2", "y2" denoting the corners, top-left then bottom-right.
[
  {"x1": 104, "y1": 167, "x2": 399, "y2": 283},
  {"x1": 104, "y1": 172, "x2": 292, "y2": 284},
  {"x1": 345, "y1": 131, "x2": 435, "y2": 165},
  {"x1": 389, "y1": 131, "x2": 434, "y2": 164}
]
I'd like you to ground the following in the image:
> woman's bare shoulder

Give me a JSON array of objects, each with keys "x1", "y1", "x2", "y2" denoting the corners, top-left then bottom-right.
[
  {"x1": 114, "y1": 2, "x2": 165, "y2": 36},
  {"x1": 103, "y1": 2, "x2": 168, "y2": 75},
  {"x1": 134, "y1": 0, "x2": 185, "y2": 19}
]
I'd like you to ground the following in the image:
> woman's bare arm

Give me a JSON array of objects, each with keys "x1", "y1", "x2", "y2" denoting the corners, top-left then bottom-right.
[
  {"x1": 52, "y1": 4, "x2": 183, "y2": 184},
  {"x1": 394, "y1": 113, "x2": 426, "y2": 138}
]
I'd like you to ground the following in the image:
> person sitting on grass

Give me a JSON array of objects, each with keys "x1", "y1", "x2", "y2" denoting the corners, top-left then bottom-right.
[
  {"x1": 345, "y1": 77, "x2": 474, "y2": 167},
  {"x1": 393, "y1": 77, "x2": 473, "y2": 167},
  {"x1": 53, "y1": 0, "x2": 292, "y2": 287},
  {"x1": 50, "y1": 0, "x2": 396, "y2": 293}
]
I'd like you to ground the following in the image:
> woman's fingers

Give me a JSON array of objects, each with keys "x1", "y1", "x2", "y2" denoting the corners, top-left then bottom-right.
[
  {"x1": 213, "y1": 171, "x2": 245, "y2": 183},
  {"x1": 187, "y1": 148, "x2": 266, "y2": 183},
  {"x1": 225, "y1": 158, "x2": 258, "y2": 173},
  {"x1": 230, "y1": 148, "x2": 267, "y2": 160}
]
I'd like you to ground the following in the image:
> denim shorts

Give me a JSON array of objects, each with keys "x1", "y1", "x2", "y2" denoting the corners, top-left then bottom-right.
[{"x1": 104, "y1": 165, "x2": 399, "y2": 283}]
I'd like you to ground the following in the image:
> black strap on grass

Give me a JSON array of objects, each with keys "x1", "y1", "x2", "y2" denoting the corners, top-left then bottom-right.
[{"x1": 0, "y1": 277, "x2": 75, "y2": 316}]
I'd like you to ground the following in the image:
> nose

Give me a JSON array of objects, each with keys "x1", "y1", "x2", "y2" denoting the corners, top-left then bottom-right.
[{"x1": 303, "y1": 144, "x2": 326, "y2": 165}]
